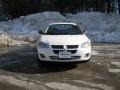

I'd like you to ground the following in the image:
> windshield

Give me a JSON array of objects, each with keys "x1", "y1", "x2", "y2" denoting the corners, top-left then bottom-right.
[{"x1": 45, "y1": 24, "x2": 83, "y2": 35}]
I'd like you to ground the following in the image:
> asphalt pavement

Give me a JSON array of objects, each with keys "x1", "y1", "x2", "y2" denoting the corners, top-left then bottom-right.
[{"x1": 0, "y1": 43, "x2": 120, "y2": 90}]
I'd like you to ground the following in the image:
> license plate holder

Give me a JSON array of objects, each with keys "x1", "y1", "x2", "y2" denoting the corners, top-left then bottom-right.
[{"x1": 59, "y1": 51, "x2": 71, "y2": 59}]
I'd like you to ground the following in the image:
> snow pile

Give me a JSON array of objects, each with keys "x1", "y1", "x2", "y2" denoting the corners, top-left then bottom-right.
[
  {"x1": 0, "y1": 12, "x2": 67, "y2": 46},
  {"x1": 0, "y1": 11, "x2": 120, "y2": 46},
  {"x1": 0, "y1": 34, "x2": 28, "y2": 46},
  {"x1": 67, "y1": 12, "x2": 120, "y2": 42}
]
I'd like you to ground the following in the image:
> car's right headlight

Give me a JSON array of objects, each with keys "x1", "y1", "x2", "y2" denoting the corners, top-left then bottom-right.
[
  {"x1": 81, "y1": 41, "x2": 91, "y2": 48},
  {"x1": 38, "y1": 42, "x2": 49, "y2": 48}
]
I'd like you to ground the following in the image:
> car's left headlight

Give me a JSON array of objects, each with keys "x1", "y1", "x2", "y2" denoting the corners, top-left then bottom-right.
[
  {"x1": 81, "y1": 41, "x2": 91, "y2": 48},
  {"x1": 38, "y1": 42, "x2": 49, "y2": 48}
]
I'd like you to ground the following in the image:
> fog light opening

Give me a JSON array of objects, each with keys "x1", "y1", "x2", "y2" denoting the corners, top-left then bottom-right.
[
  {"x1": 40, "y1": 54, "x2": 46, "y2": 58},
  {"x1": 84, "y1": 53, "x2": 90, "y2": 58}
]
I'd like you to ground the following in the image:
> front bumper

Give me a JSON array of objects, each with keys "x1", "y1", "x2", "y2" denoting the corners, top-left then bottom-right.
[{"x1": 37, "y1": 47, "x2": 91, "y2": 62}]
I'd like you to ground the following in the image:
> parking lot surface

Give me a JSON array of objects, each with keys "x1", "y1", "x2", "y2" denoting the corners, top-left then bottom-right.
[{"x1": 0, "y1": 43, "x2": 120, "y2": 90}]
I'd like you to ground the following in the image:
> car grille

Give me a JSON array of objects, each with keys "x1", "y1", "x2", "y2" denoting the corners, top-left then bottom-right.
[
  {"x1": 49, "y1": 56, "x2": 81, "y2": 60},
  {"x1": 51, "y1": 45, "x2": 78, "y2": 49},
  {"x1": 51, "y1": 45, "x2": 78, "y2": 54}
]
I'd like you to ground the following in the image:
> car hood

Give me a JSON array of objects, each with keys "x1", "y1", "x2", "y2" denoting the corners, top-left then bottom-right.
[{"x1": 40, "y1": 35, "x2": 89, "y2": 45}]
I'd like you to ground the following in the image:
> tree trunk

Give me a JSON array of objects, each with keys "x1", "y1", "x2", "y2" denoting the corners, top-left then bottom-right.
[
  {"x1": 0, "y1": 0, "x2": 5, "y2": 20},
  {"x1": 118, "y1": 0, "x2": 120, "y2": 14}
]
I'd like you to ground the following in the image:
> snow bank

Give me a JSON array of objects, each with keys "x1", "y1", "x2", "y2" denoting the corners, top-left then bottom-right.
[
  {"x1": 0, "y1": 11, "x2": 120, "y2": 46},
  {"x1": 66, "y1": 12, "x2": 120, "y2": 42},
  {"x1": 0, "y1": 12, "x2": 67, "y2": 46}
]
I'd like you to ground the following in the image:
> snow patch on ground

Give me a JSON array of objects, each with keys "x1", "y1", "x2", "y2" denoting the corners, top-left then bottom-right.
[
  {"x1": 73, "y1": 80, "x2": 113, "y2": 90},
  {"x1": 108, "y1": 69, "x2": 120, "y2": 73},
  {"x1": 0, "y1": 11, "x2": 120, "y2": 46},
  {"x1": 45, "y1": 82, "x2": 97, "y2": 90},
  {"x1": 111, "y1": 62, "x2": 120, "y2": 67},
  {"x1": 92, "y1": 50, "x2": 99, "y2": 55},
  {"x1": 0, "y1": 75, "x2": 49, "y2": 90}
]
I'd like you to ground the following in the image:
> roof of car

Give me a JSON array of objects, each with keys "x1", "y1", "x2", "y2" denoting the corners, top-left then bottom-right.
[{"x1": 48, "y1": 22, "x2": 77, "y2": 26}]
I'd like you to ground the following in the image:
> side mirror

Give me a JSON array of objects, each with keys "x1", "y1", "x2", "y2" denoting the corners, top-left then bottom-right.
[
  {"x1": 38, "y1": 31, "x2": 43, "y2": 34},
  {"x1": 83, "y1": 30, "x2": 87, "y2": 33}
]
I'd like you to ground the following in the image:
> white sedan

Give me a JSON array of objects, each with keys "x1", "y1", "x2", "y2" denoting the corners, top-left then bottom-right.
[{"x1": 37, "y1": 23, "x2": 91, "y2": 63}]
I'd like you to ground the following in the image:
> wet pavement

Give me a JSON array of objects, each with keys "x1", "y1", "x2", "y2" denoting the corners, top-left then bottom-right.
[{"x1": 0, "y1": 43, "x2": 120, "y2": 90}]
